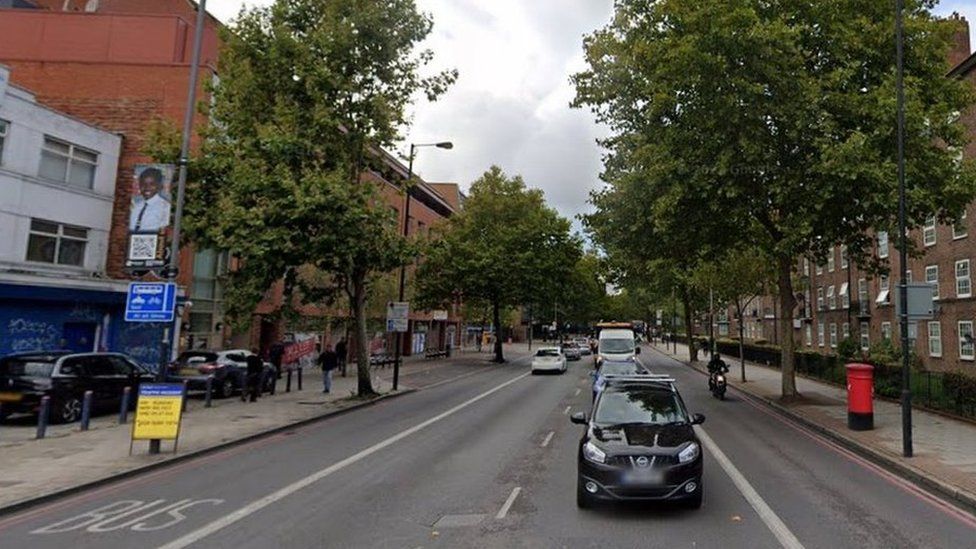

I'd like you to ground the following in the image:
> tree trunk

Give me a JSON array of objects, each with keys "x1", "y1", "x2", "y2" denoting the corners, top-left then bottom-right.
[
  {"x1": 351, "y1": 275, "x2": 375, "y2": 396},
  {"x1": 682, "y1": 288, "x2": 697, "y2": 362},
  {"x1": 736, "y1": 300, "x2": 747, "y2": 382},
  {"x1": 777, "y1": 255, "x2": 798, "y2": 398},
  {"x1": 492, "y1": 299, "x2": 504, "y2": 363}
]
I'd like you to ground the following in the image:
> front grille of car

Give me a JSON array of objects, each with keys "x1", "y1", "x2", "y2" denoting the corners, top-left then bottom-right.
[
  {"x1": 608, "y1": 486, "x2": 675, "y2": 499},
  {"x1": 607, "y1": 454, "x2": 678, "y2": 467}
]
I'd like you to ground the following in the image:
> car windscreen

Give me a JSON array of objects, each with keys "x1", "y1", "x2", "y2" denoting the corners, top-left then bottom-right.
[
  {"x1": 178, "y1": 352, "x2": 218, "y2": 364},
  {"x1": 0, "y1": 358, "x2": 56, "y2": 378},
  {"x1": 600, "y1": 361, "x2": 644, "y2": 375},
  {"x1": 536, "y1": 349, "x2": 560, "y2": 357},
  {"x1": 600, "y1": 338, "x2": 634, "y2": 354},
  {"x1": 594, "y1": 388, "x2": 686, "y2": 426}
]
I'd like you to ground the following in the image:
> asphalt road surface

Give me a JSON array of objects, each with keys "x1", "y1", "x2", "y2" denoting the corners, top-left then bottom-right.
[{"x1": 1, "y1": 346, "x2": 975, "y2": 548}]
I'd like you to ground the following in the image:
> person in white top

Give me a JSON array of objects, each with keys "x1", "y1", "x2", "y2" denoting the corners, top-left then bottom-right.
[{"x1": 129, "y1": 167, "x2": 172, "y2": 233}]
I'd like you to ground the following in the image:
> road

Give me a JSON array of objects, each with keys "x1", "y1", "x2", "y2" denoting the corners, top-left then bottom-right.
[{"x1": 1, "y1": 345, "x2": 974, "y2": 548}]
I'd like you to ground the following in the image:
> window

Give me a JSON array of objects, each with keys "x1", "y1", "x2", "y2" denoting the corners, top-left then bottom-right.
[
  {"x1": 25, "y1": 219, "x2": 87, "y2": 266},
  {"x1": 188, "y1": 249, "x2": 229, "y2": 348},
  {"x1": 956, "y1": 259, "x2": 971, "y2": 298},
  {"x1": 827, "y1": 285, "x2": 836, "y2": 310},
  {"x1": 803, "y1": 258, "x2": 810, "y2": 276},
  {"x1": 858, "y1": 278, "x2": 868, "y2": 313},
  {"x1": 840, "y1": 282, "x2": 850, "y2": 309},
  {"x1": 842, "y1": 322, "x2": 850, "y2": 340},
  {"x1": 953, "y1": 210, "x2": 968, "y2": 240},
  {"x1": 928, "y1": 322, "x2": 942, "y2": 358},
  {"x1": 805, "y1": 325, "x2": 812, "y2": 346},
  {"x1": 958, "y1": 321, "x2": 974, "y2": 360},
  {"x1": 876, "y1": 275, "x2": 890, "y2": 305},
  {"x1": 881, "y1": 322, "x2": 892, "y2": 340},
  {"x1": 877, "y1": 231, "x2": 889, "y2": 258},
  {"x1": 840, "y1": 245, "x2": 849, "y2": 269},
  {"x1": 817, "y1": 323, "x2": 825, "y2": 347},
  {"x1": 908, "y1": 322, "x2": 918, "y2": 347},
  {"x1": 926, "y1": 265, "x2": 940, "y2": 300},
  {"x1": 827, "y1": 248, "x2": 835, "y2": 272},
  {"x1": 817, "y1": 287, "x2": 825, "y2": 311},
  {"x1": 829, "y1": 323, "x2": 838, "y2": 348},
  {"x1": 907, "y1": 269, "x2": 912, "y2": 283},
  {"x1": 38, "y1": 136, "x2": 98, "y2": 189},
  {"x1": 860, "y1": 322, "x2": 870, "y2": 350},
  {"x1": 816, "y1": 262, "x2": 823, "y2": 275},
  {"x1": 923, "y1": 216, "x2": 937, "y2": 246},
  {"x1": 0, "y1": 119, "x2": 7, "y2": 164}
]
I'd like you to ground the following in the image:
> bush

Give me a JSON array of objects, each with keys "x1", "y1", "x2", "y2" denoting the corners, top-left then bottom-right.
[
  {"x1": 944, "y1": 372, "x2": 976, "y2": 405},
  {"x1": 836, "y1": 337, "x2": 860, "y2": 362}
]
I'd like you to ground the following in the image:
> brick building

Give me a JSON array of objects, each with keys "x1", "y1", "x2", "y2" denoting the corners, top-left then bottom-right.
[{"x1": 722, "y1": 15, "x2": 976, "y2": 375}]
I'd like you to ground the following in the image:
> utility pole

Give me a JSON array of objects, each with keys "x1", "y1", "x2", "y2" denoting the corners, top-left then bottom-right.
[
  {"x1": 151, "y1": 0, "x2": 207, "y2": 456},
  {"x1": 895, "y1": 0, "x2": 913, "y2": 458}
]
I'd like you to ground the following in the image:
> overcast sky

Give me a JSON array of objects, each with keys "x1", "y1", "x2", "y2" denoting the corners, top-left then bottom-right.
[{"x1": 210, "y1": 1, "x2": 976, "y2": 231}]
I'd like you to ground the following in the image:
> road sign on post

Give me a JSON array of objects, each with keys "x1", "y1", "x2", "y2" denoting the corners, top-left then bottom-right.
[
  {"x1": 894, "y1": 282, "x2": 937, "y2": 319},
  {"x1": 131, "y1": 383, "x2": 184, "y2": 454},
  {"x1": 387, "y1": 301, "x2": 409, "y2": 332},
  {"x1": 125, "y1": 282, "x2": 177, "y2": 322}
]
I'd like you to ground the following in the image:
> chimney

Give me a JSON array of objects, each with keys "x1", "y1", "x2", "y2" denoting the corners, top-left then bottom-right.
[{"x1": 948, "y1": 12, "x2": 972, "y2": 68}]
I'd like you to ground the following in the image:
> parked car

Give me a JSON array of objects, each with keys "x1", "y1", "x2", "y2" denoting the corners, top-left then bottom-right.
[
  {"x1": 0, "y1": 351, "x2": 154, "y2": 424},
  {"x1": 167, "y1": 349, "x2": 275, "y2": 398},
  {"x1": 531, "y1": 347, "x2": 567, "y2": 374},
  {"x1": 574, "y1": 338, "x2": 592, "y2": 356},
  {"x1": 562, "y1": 343, "x2": 582, "y2": 361}
]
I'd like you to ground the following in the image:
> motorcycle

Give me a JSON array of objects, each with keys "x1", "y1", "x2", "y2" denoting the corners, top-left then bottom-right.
[{"x1": 707, "y1": 359, "x2": 728, "y2": 400}]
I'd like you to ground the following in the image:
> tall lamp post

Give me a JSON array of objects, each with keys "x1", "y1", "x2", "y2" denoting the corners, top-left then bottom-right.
[
  {"x1": 895, "y1": 0, "x2": 913, "y2": 458},
  {"x1": 393, "y1": 141, "x2": 453, "y2": 391}
]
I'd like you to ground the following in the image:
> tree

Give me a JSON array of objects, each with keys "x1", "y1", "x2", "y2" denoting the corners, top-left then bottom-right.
[
  {"x1": 691, "y1": 248, "x2": 775, "y2": 382},
  {"x1": 179, "y1": 0, "x2": 455, "y2": 396},
  {"x1": 574, "y1": 0, "x2": 976, "y2": 398},
  {"x1": 417, "y1": 166, "x2": 582, "y2": 362}
]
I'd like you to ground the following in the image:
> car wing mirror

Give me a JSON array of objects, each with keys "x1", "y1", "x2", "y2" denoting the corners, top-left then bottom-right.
[
  {"x1": 570, "y1": 412, "x2": 588, "y2": 425},
  {"x1": 691, "y1": 413, "x2": 705, "y2": 425},
  {"x1": 634, "y1": 347, "x2": 641, "y2": 354}
]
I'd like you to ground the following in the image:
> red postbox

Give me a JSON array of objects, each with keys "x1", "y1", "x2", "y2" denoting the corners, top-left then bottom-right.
[{"x1": 846, "y1": 363, "x2": 874, "y2": 431}]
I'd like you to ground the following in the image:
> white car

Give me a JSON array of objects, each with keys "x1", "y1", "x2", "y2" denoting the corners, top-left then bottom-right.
[{"x1": 531, "y1": 347, "x2": 567, "y2": 374}]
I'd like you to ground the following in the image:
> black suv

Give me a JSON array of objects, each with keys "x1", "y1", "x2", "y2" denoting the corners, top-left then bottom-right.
[
  {"x1": 0, "y1": 351, "x2": 154, "y2": 424},
  {"x1": 571, "y1": 375, "x2": 705, "y2": 509}
]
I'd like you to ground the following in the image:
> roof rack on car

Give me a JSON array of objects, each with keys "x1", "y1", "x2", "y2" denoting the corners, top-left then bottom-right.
[{"x1": 601, "y1": 374, "x2": 675, "y2": 384}]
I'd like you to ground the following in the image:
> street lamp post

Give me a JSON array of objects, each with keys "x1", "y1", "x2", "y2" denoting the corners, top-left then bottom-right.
[
  {"x1": 150, "y1": 0, "x2": 207, "y2": 456},
  {"x1": 895, "y1": 0, "x2": 913, "y2": 458},
  {"x1": 393, "y1": 141, "x2": 453, "y2": 391}
]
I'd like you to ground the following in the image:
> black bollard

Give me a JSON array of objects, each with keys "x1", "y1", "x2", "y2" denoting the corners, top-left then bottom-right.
[
  {"x1": 181, "y1": 380, "x2": 189, "y2": 413},
  {"x1": 286, "y1": 369, "x2": 292, "y2": 393},
  {"x1": 119, "y1": 386, "x2": 131, "y2": 424},
  {"x1": 205, "y1": 375, "x2": 214, "y2": 408},
  {"x1": 80, "y1": 390, "x2": 93, "y2": 431},
  {"x1": 297, "y1": 366, "x2": 303, "y2": 391},
  {"x1": 36, "y1": 396, "x2": 50, "y2": 439}
]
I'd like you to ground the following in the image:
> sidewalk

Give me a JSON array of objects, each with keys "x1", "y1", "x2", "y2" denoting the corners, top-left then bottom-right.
[
  {"x1": 651, "y1": 341, "x2": 976, "y2": 511},
  {"x1": 0, "y1": 349, "x2": 454, "y2": 513}
]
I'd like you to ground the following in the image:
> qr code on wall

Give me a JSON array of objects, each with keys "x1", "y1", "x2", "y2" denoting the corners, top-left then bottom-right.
[{"x1": 128, "y1": 234, "x2": 159, "y2": 261}]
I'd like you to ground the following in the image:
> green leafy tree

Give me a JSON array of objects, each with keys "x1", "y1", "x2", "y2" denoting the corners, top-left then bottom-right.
[
  {"x1": 574, "y1": 0, "x2": 976, "y2": 398},
  {"x1": 417, "y1": 166, "x2": 582, "y2": 362},
  {"x1": 178, "y1": 0, "x2": 455, "y2": 396}
]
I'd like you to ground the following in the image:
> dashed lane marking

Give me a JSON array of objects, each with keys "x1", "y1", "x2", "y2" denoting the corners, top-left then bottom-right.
[
  {"x1": 495, "y1": 487, "x2": 521, "y2": 520},
  {"x1": 541, "y1": 431, "x2": 555, "y2": 447},
  {"x1": 563, "y1": 406, "x2": 571, "y2": 415}
]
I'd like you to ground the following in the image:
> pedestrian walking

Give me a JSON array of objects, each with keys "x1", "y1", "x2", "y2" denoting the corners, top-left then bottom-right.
[
  {"x1": 335, "y1": 338, "x2": 348, "y2": 377},
  {"x1": 319, "y1": 343, "x2": 338, "y2": 394},
  {"x1": 269, "y1": 341, "x2": 285, "y2": 379},
  {"x1": 243, "y1": 349, "x2": 264, "y2": 403}
]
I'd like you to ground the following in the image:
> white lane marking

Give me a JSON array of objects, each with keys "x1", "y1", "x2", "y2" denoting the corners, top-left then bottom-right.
[
  {"x1": 696, "y1": 427, "x2": 805, "y2": 549},
  {"x1": 574, "y1": 388, "x2": 581, "y2": 396},
  {"x1": 495, "y1": 487, "x2": 521, "y2": 519},
  {"x1": 159, "y1": 371, "x2": 532, "y2": 549},
  {"x1": 563, "y1": 405, "x2": 571, "y2": 415},
  {"x1": 541, "y1": 431, "x2": 555, "y2": 447}
]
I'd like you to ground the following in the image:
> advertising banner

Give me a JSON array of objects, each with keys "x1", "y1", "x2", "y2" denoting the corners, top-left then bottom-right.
[
  {"x1": 283, "y1": 338, "x2": 317, "y2": 365},
  {"x1": 386, "y1": 302, "x2": 409, "y2": 332},
  {"x1": 126, "y1": 164, "x2": 175, "y2": 270}
]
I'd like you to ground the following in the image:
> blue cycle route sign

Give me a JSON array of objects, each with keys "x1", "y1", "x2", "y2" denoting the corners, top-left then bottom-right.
[{"x1": 125, "y1": 282, "x2": 177, "y2": 322}]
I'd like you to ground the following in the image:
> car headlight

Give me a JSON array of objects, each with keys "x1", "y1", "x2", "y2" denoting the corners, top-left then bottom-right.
[
  {"x1": 678, "y1": 442, "x2": 700, "y2": 464},
  {"x1": 582, "y1": 441, "x2": 607, "y2": 464}
]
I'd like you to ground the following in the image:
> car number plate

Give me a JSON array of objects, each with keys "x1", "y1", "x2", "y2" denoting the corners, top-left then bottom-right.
[
  {"x1": 179, "y1": 368, "x2": 200, "y2": 376},
  {"x1": 0, "y1": 391, "x2": 23, "y2": 402},
  {"x1": 623, "y1": 469, "x2": 663, "y2": 485}
]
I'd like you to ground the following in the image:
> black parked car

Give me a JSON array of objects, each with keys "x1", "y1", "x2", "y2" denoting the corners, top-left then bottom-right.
[
  {"x1": 0, "y1": 351, "x2": 153, "y2": 424},
  {"x1": 571, "y1": 376, "x2": 705, "y2": 509},
  {"x1": 166, "y1": 349, "x2": 275, "y2": 398}
]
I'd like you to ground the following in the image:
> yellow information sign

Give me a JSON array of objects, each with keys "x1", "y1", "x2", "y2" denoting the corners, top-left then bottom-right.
[{"x1": 132, "y1": 383, "x2": 184, "y2": 440}]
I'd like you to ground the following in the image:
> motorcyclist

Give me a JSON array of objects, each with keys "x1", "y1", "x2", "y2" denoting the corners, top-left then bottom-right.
[{"x1": 707, "y1": 353, "x2": 729, "y2": 375}]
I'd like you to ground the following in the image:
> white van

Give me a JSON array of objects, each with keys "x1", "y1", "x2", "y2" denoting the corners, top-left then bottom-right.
[{"x1": 596, "y1": 328, "x2": 639, "y2": 364}]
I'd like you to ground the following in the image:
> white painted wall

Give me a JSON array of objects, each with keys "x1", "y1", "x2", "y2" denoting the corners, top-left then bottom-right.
[{"x1": 0, "y1": 69, "x2": 121, "y2": 277}]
